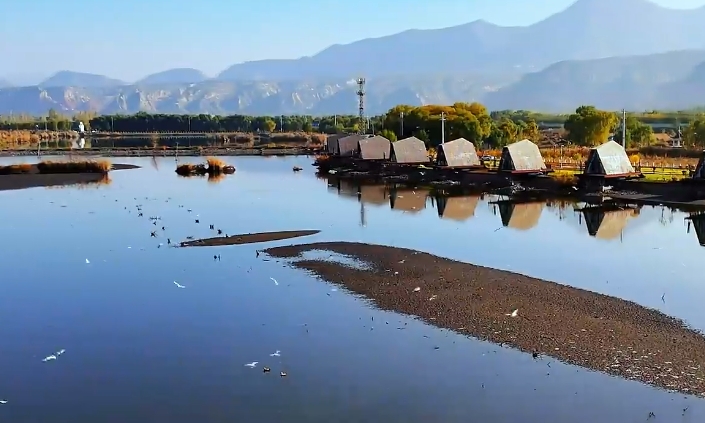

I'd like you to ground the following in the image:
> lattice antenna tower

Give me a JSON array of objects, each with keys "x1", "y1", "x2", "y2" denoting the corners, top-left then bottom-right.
[{"x1": 356, "y1": 77, "x2": 365, "y2": 134}]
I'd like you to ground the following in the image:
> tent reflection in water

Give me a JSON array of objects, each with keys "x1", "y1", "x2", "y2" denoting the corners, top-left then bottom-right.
[
  {"x1": 435, "y1": 195, "x2": 480, "y2": 221},
  {"x1": 390, "y1": 187, "x2": 429, "y2": 212},
  {"x1": 495, "y1": 200, "x2": 544, "y2": 230},
  {"x1": 358, "y1": 184, "x2": 389, "y2": 206},
  {"x1": 687, "y1": 213, "x2": 705, "y2": 246},
  {"x1": 581, "y1": 207, "x2": 639, "y2": 240},
  {"x1": 584, "y1": 140, "x2": 636, "y2": 177}
]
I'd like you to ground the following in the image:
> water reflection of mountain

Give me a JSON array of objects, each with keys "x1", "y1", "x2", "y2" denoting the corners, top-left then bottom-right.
[
  {"x1": 436, "y1": 195, "x2": 480, "y2": 221},
  {"x1": 582, "y1": 207, "x2": 640, "y2": 240},
  {"x1": 390, "y1": 188, "x2": 429, "y2": 213},
  {"x1": 496, "y1": 201, "x2": 544, "y2": 230}
]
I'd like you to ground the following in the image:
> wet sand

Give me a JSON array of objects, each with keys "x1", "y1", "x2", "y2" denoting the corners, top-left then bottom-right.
[
  {"x1": 265, "y1": 242, "x2": 705, "y2": 396},
  {"x1": 180, "y1": 230, "x2": 320, "y2": 247},
  {"x1": 0, "y1": 163, "x2": 138, "y2": 191}
]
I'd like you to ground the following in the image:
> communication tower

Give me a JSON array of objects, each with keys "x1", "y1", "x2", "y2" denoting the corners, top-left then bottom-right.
[{"x1": 356, "y1": 78, "x2": 365, "y2": 134}]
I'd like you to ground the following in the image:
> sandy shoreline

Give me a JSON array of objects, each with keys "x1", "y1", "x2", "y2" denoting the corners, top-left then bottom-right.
[
  {"x1": 265, "y1": 241, "x2": 705, "y2": 396},
  {"x1": 180, "y1": 230, "x2": 320, "y2": 247}
]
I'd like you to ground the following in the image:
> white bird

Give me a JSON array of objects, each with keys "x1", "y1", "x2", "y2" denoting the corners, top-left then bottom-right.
[
  {"x1": 270, "y1": 350, "x2": 281, "y2": 357},
  {"x1": 56, "y1": 349, "x2": 66, "y2": 356},
  {"x1": 413, "y1": 287, "x2": 421, "y2": 292},
  {"x1": 428, "y1": 295, "x2": 438, "y2": 301},
  {"x1": 245, "y1": 362, "x2": 258, "y2": 368},
  {"x1": 0, "y1": 400, "x2": 7, "y2": 404},
  {"x1": 506, "y1": 309, "x2": 519, "y2": 317},
  {"x1": 270, "y1": 277, "x2": 278, "y2": 285},
  {"x1": 173, "y1": 281, "x2": 185, "y2": 288},
  {"x1": 42, "y1": 355, "x2": 57, "y2": 362},
  {"x1": 85, "y1": 259, "x2": 90, "y2": 264}
]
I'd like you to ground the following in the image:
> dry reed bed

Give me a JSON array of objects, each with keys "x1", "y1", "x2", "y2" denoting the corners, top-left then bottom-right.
[
  {"x1": 175, "y1": 157, "x2": 235, "y2": 176},
  {"x1": 0, "y1": 130, "x2": 77, "y2": 146},
  {"x1": 0, "y1": 160, "x2": 112, "y2": 175}
]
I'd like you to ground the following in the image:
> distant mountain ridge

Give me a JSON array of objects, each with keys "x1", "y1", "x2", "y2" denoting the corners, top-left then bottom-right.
[
  {"x1": 4, "y1": 49, "x2": 705, "y2": 114},
  {"x1": 136, "y1": 68, "x2": 208, "y2": 85},
  {"x1": 40, "y1": 71, "x2": 125, "y2": 88},
  {"x1": 4, "y1": 0, "x2": 705, "y2": 113}
]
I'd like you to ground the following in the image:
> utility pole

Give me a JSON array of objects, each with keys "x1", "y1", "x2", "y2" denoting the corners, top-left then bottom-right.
[
  {"x1": 621, "y1": 109, "x2": 626, "y2": 148},
  {"x1": 334, "y1": 115, "x2": 337, "y2": 128},
  {"x1": 280, "y1": 115, "x2": 283, "y2": 132},
  {"x1": 441, "y1": 112, "x2": 446, "y2": 144},
  {"x1": 400, "y1": 112, "x2": 404, "y2": 138}
]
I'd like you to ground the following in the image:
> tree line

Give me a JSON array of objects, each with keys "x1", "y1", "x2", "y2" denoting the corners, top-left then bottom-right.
[
  {"x1": 0, "y1": 110, "x2": 96, "y2": 131},
  {"x1": 2, "y1": 104, "x2": 704, "y2": 149}
]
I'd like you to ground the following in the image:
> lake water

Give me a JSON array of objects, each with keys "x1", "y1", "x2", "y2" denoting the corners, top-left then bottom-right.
[{"x1": 0, "y1": 155, "x2": 703, "y2": 422}]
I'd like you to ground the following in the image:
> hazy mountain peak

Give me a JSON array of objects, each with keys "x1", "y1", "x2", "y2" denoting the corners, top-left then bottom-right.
[
  {"x1": 137, "y1": 68, "x2": 208, "y2": 85},
  {"x1": 41, "y1": 71, "x2": 125, "y2": 88}
]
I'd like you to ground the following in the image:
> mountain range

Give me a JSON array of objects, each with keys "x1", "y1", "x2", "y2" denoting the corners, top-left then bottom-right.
[{"x1": 3, "y1": 0, "x2": 705, "y2": 115}]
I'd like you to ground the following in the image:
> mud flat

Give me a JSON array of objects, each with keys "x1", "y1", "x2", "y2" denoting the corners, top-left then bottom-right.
[
  {"x1": 180, "y1": 230, "x2": 320, "y2": 247},
  {"x1": 265, "y1": 241, "x2": 705, "y2": 396},
  {"x1": 0, "y1": 163, "x2": 138, "y2": 191}
]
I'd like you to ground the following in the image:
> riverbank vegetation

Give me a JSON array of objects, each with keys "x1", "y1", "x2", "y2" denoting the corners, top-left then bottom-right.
[
  {"x1": 0, "y1": 159, "x2": 112, "y2": 175},
  {"x1": 3, "y1": 103, "x2": 705, "y2": 152}
]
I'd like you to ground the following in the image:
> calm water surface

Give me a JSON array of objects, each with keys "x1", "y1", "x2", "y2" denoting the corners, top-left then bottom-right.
[{"x1": 0, "y1": 155, "x2": 704, "y2": 422}]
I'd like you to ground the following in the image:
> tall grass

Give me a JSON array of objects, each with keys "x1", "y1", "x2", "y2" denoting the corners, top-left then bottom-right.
[
  {"x1": 0, "y1": 160, "x2": 112, "y2": 174},
  {"x1": 37, "y1": 160, "x2": 112, "y2": 173},
  {"x1": 206, "y1": 157, "x2": 227, "y2": 171},
  {"x1": 0, "y1": 130, "x2": 77, "y2": 147}
]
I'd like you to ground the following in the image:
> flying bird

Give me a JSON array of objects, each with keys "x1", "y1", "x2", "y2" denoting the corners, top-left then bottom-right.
[
  {"x1": 173, "y1": 281, "x2": 185, "y2": 288},
  {"x1": 506, "y1": 309, "x2": 518, "y2": 317},
  {"x1": 270, "y1": 277, "x2": 278, "y2": 285},
  {"x1": 0, "y1": 400, "x2": 7, "y2": 404},
  {"x1": 42, "y1": 355, "x2": 57, "y2": 362},
  {"x1": 245, "y1": 362, "x2": 258, "y2": 368},
  {"x1": 85, "y1": 259, "x2": 90, "y2": 264},
  {"x1": 270, "y1": 350, "x2": 281, "y2": 357}
]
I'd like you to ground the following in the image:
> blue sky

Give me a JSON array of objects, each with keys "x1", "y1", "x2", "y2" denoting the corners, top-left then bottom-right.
[{"x1": 1, "y1": 0, "x2": 704, "y2": 83}]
